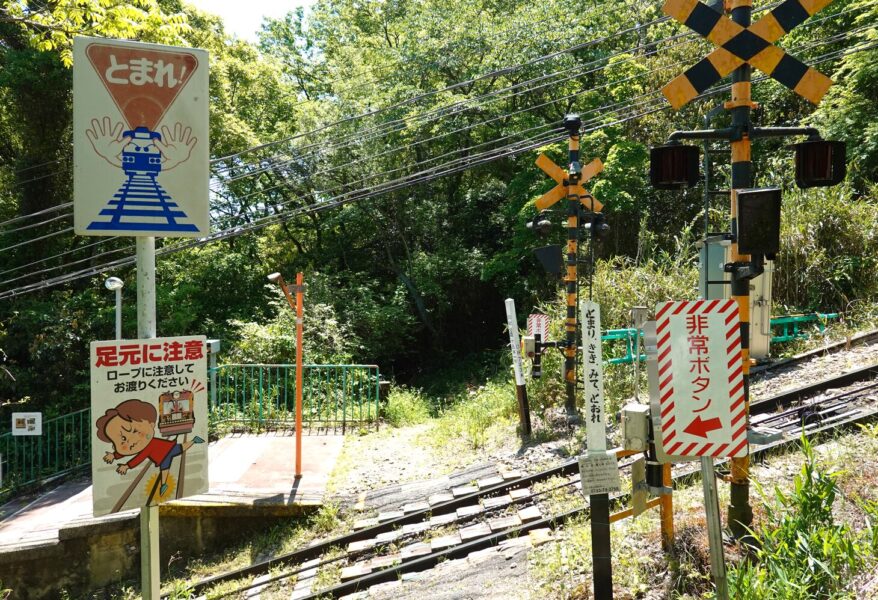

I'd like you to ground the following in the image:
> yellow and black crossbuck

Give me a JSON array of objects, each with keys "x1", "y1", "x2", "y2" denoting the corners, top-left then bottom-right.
[
  {"x1": 662, "y1": 0, "x2": 834, "y2": 109},
  {"x1": 535, "y1": 154, "x2": 603, "y2": 212}
]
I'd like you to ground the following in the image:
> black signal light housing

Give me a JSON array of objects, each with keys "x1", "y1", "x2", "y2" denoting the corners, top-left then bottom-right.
[
  {"x1": 736, "y1": 187, "x2": 782, "y2": 259},
  {"x1": 793, "y1": 139, "x2": 846, "y2": 189},
  {"x1": 650, "y1": 144, "x2": 700, "y2": 190}
]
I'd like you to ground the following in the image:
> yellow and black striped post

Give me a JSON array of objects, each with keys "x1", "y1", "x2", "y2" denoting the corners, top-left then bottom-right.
[
  {"x1": 564, "y1": 117, "x2": 582, "y2": 420},
  {"x1": 726, "y1": 0, "x2": 755, "y2": 538},
  {"x1": 660, "y1": 0, "x2": 840, "y2": 540}
]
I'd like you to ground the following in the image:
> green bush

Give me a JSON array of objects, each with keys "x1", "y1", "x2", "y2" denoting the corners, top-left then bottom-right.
[
  {"x1": 526, "y1": 237, "x2": 698, "y2": 417},
  {"x1": 226, "y1": 288, "x2": 360, "y2": 365},
  {"x1": 774, "y1": 184, "x2": 878, "y2": 312},
  {"x1": 383, "y1": 386, "x2": 432, "y2": 427},
  {"x1": 431, "y1": 381, "x2": 517, "y2": 450},
  {"x1": 730, "y1": 436, "x2": 871, "y2": 599}
]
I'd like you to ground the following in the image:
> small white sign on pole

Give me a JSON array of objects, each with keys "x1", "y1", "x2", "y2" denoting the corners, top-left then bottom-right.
[
  {"x1": 505, "y1": 299, "x2": 526, "y2": 387},
  {"x1": 90, "y1": 336, "x2": 209, "y2": 517},
  {"x1": 579, "y1": 451, "x2": 621, "y2": 496},
  {"x1": 655, "y1": 299, "x2": 747, "y2": 458},
  {"x1": 11, "y1": 413, "x2": 42, "y2": 436},
  {"x1": 73, "y1": 37, "x2": 209, "y2": 237},
  {"x1": 581, "y1": 300, "x2": 607, "y2": 453}
]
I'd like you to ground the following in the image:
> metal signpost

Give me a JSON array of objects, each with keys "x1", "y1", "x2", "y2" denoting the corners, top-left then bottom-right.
[
  {"x1": 506, "y1": 299, "x2": 532, "y2": 438},
  {"x1": 74, "y1": 36, "x2": 209, "y2": 599},
  {"x1": 268, "y1": 272, "x2": 306, "y2": 477},
  {"x1": 656, "y1": 0, "x2": 842, "y2": 539}
]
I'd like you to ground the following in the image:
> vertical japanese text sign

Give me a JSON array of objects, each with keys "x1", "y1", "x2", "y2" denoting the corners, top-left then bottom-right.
[
  {"x1": 655, "y1": 300, "x2": 747, "y2": 458},
  {"x1": 581, "y1": 301, "x2": 607, "y2": 453},
  {"x1": 90, "y1": 336, "x2": 209, "y2": 517},
  {"x1": 73, "y1": 37, "x2": 209, "y2": 237}
]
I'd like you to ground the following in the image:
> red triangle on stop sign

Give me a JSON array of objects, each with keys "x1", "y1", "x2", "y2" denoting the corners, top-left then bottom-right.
[{"x1": 86, "y1": 43, "x2": 199, "y2": 131}]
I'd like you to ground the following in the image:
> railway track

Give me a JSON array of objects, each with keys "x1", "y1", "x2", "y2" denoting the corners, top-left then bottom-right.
[{"x1": 174, "y1": 361, "x2": 878, "y2": 600}]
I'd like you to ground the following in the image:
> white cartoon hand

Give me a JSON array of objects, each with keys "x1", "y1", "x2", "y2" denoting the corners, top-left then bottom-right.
[
  {"x1": 86, "y1": 117, "x2": 130, "y2": 168},
  {"x1": 155, "y1": 122, "x2": 197, "y2": 171}
]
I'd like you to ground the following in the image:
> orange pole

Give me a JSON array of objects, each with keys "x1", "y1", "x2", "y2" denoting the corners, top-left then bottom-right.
[
  {"x1": 295, "y1": 272, "x2": 304, "y2": 478},
  {"x1": 659, "y1": 463, "x2": 674, "y2": 551}
]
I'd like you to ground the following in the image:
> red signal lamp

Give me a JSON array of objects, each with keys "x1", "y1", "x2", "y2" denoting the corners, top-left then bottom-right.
[
  {"x1": 650, "y1": 144, "x2": 700, "y2": 190},
  {"x1": 793, "y1": 140, "x2": 846, "y2": 189}
]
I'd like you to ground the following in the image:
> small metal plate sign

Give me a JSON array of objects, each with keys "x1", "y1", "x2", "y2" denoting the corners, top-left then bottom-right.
[
  {"x1": 578, "y1": 451, "x2": 621, "y2": 497},
  {"x1": 11, "y1": 412, "x2": 42, "y2": 436}
]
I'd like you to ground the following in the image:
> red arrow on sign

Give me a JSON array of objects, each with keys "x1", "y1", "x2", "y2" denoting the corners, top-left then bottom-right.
[{"x1": 684, "y1": 415, "x2": 722, "y2": 438}]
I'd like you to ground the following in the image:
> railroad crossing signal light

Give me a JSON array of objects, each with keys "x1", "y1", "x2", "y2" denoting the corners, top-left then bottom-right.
[
  {"x1": 535, "y1": 153, "x2": 604, "y2": 212},
  {"x1": 793, "y1": 140, "x2": 846, "y2": 188},
  {"x1": 661, "y1": 0, "x2": 835, "y2": 109},
  {"x1": 735, "y1": 187, "x2": 782, "y2": 258},
  {"x1": 650, "y1": 144, "x2": 700, "y2": 189}
]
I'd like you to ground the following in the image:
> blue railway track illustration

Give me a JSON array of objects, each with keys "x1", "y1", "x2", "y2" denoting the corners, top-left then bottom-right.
[{"x1": 87, "y1": 126, "x2": 198, "y2": 233}]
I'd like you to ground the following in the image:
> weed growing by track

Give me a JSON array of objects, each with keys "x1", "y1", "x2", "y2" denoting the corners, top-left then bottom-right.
[{"x1": 729, "y1": 436, "x2": 876, "y2": 598}]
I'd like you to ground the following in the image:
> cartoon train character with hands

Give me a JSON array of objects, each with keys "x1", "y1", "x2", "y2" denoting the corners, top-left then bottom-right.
[{"x1": 97, "y1": 398, "x2": 203, "y2": 498}]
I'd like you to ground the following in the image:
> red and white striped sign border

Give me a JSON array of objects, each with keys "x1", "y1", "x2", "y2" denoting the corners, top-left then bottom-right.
[
  {"x1": 527, "y1": 314, "x2": 550, "y2": 339},
  {"x1": 655, "y1": 299, "x2": 747, "y2": 458}
]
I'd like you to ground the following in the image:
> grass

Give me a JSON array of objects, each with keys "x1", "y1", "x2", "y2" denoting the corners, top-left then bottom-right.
[
  {"x1": 527, "y1": 427, "x2": 878, "y2": 599},
  {"x1": 728, "y1": 436, "x2": 876, "y2": 599},
  {"x1": 425, "y1": 380, "x2": 519, "y2": 451},
  {"x1": 383, "y1": 385, "x2": 432, "y2": 427}
]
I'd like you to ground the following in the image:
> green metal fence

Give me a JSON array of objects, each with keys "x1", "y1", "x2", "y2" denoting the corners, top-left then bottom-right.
[
  {"x1": 602, "y1": 328, "x2": 646, "y2": 365},
  {"x1": 210, "y1": 364, "x2": 381, "y2": 433},
  {"x1": 771, "y1": 312, "x2": 839, "y2": 342},
  {"x1": 0, "y1": 408, "x2": 91, "y2": 498}
]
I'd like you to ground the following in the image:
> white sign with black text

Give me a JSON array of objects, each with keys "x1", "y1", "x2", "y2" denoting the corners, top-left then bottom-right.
[{"x1": 581, "y1": 300, "x2": 607, "y2": 452}]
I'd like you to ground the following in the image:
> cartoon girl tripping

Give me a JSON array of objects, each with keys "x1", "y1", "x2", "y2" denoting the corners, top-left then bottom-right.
[{"x1": 97, "y1": 399, "x2": 203, "y2": 497}]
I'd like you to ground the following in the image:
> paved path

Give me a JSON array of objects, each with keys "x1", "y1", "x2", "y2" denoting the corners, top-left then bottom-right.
[{"x1": 0, "y1": 432, "x2": 343, "y2": 551}]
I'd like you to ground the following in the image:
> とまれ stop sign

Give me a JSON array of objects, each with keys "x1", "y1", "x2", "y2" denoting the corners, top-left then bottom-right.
[
  {"x1": 73, "y1": 37, "x2": 209, "y2": 238},
  {"x1": 655, "y1": 299, "x2": 748, "y2": 458}
]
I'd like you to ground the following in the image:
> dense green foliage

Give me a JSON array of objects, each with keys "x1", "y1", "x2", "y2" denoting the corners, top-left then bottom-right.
[
  {"x1": 0, "y1": 0, "x2": 877, "y2": 423},
  {"x1": 730, "y1": 437, "x2": 877, "y2": 599}
]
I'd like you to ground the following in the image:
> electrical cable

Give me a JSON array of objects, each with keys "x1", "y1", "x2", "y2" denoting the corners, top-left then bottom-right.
[{"x1": 0, "y1": 13, "x2": 867, "y2": 292}]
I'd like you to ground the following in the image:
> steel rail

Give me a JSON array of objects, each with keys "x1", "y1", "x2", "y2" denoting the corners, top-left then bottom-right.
[
  {"x1": 302, "y1": 394, "x2": 878, "y2": 599},
  {"x1": 750, "y1": 328, "x2": 878, "y2": 375},
  {"x1": 173, "y1": 361, "x2": 878, "y2": 598}
]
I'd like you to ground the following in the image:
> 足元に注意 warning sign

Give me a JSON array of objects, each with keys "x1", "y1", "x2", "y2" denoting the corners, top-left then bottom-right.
[
  {"x1": 90, "y1": 336, "x2": 209, "y2": 517},
  {"x1": 73, "y1": 37, "x2": 208, "y2": 237},
  {"x1": 655, "y1": 299, "x2": 747, "y2": 458}
]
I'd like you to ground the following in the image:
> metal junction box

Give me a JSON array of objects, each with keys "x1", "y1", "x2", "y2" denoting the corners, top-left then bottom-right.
[{"x1": 621, "y1": 403, "x2": 650, "y2": 452}]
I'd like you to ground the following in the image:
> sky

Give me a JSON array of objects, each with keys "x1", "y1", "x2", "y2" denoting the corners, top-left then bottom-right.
[{"x1": 185, "y1": 0, "x2": 313, "y2": 42}]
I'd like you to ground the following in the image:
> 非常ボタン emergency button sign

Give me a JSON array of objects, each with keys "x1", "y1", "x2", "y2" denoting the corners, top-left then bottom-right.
[{"x1": 655, "y1": 299, "x2": 747, "y2": 458}]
